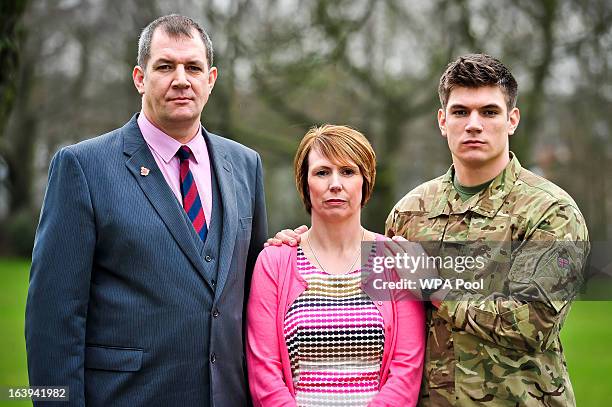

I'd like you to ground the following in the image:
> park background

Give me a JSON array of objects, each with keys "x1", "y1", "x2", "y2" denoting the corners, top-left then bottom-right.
[{"x1": 1, "y1": 0, "x2": 610, "y2": 405}]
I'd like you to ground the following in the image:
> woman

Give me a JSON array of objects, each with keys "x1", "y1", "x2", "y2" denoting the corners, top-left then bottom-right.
[{"x1": 247, "y1": 125, "x2": 425, "y2": 406}]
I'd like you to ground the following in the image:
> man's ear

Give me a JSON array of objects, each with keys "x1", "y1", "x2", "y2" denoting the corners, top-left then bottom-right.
[
  {"x1": 207, "y1": 66, "x2": 218, "y2": 93},
  {"x1": 438, "y1": 108, "x2": 447, "y2": 138},
  {"x1": 508, "y1": 107, "x2": 520, "y2": 136},
  {"x1": 133, "y1": 66, "x2": 145, "y2": 95}
]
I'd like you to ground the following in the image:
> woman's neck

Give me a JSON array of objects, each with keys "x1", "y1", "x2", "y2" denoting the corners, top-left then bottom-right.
[{"x1": 308, "y1": 214, "x2": 365, "y2": 254}]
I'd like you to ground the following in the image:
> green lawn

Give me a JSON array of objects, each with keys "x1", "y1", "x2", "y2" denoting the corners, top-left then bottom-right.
[
  {"x1": 1, "y1": 259, "x2": 610, "y2": 405},
  {"x1": 561, "y1": 301, "x2": 612, "y2": 405},
  {"x1": 0, "y1": 259, "x2": 30, "y2": 407}
]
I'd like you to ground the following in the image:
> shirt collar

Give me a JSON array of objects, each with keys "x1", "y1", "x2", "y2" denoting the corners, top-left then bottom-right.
[
  {"x1": 428, "y1": 152, "x2": 522, "y2": 219},
  {"x1": 137, "y1": 111, "x2": 205, "y2": 163}
]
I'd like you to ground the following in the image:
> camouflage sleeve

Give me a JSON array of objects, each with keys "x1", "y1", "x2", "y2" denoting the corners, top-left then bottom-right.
[
  {"x1": 384, "y1": 207, "x2": 396, "y2": 237},
  {"x1": 436, "y1": 203, "x2": 590, "y2": 353}
]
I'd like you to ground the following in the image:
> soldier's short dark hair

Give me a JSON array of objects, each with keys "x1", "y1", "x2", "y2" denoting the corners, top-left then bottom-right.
[
  {"x1": 438, "y1": 54, "x2": 518, "y2": 111},
  {"x1": 137, "y1": 14, "x2": 214, "y2": 69}
]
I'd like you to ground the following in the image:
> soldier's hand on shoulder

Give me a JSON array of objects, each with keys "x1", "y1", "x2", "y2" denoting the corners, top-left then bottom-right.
[{"x1": 264, "y1": 225, "x2": 309, "y2": 247}]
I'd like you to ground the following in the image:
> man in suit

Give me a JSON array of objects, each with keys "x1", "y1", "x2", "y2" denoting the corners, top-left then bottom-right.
[{"x1": 25, "y1": 14, "x2": 267, "y2": 406}]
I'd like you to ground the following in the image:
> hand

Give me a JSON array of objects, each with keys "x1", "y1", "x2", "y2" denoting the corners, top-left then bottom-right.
[
  {"x1": 383, "y1": 236, "x2": 441, "y2": 300},
  {"x1": 264, "y1": 225, "x2": 309, "y2": 247}
]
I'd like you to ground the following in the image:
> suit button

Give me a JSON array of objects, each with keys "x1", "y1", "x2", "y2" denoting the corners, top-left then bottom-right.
[
  {"x1": 211, "y1": 279, "x2": 216, "y2": 288},
  {"x1": 210, "y1": 353, "x2": 216, "y2": 364},
  {"x1": 212, "y1": 309, "x2": 220, "y2": 318},
  {"x1": 205, "y1": 255, "x2": 213, "y2": 262}
]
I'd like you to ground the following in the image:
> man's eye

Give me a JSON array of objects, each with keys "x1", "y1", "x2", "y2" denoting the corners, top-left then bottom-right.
[
  {"x1": 157, "y1": 65, "x2": 171, "y2": 71},
  {"x1": 187, "y1": 66, "x2": 203, "y2": 72},
  {"x1": 452, "y1": 110, "x2": 467, "y2": 116},
  {"x1": 483, "y1": 110, "x2": 499, "y2": 116}
]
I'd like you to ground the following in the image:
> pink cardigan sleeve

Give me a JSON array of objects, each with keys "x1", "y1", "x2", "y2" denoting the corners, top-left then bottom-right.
[
  {"x1": 246, "y1": 248, "x2": 297, "y2": 407},
  {"x1": 369, "y1": 299, "x2": 426, "y2": 407}
]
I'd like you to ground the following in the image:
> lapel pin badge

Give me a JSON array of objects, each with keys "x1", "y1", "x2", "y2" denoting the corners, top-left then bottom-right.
[{"x1": 140, "y1": 166, "x2": 150, "y2": 176}]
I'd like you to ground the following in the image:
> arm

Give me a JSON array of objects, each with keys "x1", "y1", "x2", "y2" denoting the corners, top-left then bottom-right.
[
  {"x1": 25, "y1": 148, "x2": 95, "y2": 406},
  {"x1": 246, "y1": 153, "x2": 268, "y2": 277},
  {"x1": 243, "y1": 153, "x2": 268, "y2": 406},
  {"x1": 369, "y1": 298, "x2": 425, "y2": 407},
  {"x1": 244, "y1": 152, "x2": 269, "y2": 315},
  {"x1": 246, "y1": 249, "x2": 297, "y2": 407},
  {"x1": 435, "y1": 204, "x2": 590, "y2": 352}
]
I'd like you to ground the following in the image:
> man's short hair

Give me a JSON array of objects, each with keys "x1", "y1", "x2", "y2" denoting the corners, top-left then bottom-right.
[
  {"x1": 137, "y1": 14, "x2": 214, "y2": 69},
  {"x1": 294, "y1": 124, "x2": 377, "y2": 214},
  {"x1": 438, "y1": 54, "x2": 518, "y2": 111}
]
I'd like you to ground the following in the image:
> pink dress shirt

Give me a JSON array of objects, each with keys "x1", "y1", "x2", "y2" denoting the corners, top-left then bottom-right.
[
  {"x1": 246, "y1": 234, "x2": 426, "y2": 407},
  {"x1": 137, "y1": 112, "x2": 212, "y2": 226}
]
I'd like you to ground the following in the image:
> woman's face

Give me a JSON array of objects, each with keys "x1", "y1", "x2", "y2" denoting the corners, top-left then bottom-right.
[{"x1": 307, "y1": 148, "x2": 363, "y2": 221}]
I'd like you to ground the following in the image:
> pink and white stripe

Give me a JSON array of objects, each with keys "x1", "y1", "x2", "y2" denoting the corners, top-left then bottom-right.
[{"x1": 283, "y1": 247, "x2": 384, "y2": 407}]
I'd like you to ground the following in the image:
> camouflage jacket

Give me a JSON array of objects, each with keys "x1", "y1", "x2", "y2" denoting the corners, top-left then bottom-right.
[{"x1": 385, "y1": 153, "x2": 589, "y2": 406}]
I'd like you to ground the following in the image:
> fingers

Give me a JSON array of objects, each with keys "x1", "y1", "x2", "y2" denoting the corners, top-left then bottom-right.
[
  {"x1": 266, "y1": 225, "x2": 309, "y2": 247},
  {"x1": 274, "y1": 230, "x2": 298, "y2": 246},
  {"x1": 294, "y1": 225, "x2": 309, "y2": 235},
  {"x1": 264, "y1": 238, "x2": 283, "y2": 247},
  {"x1": 383, "y1": 238, "x2": 405, "y2": 257}
]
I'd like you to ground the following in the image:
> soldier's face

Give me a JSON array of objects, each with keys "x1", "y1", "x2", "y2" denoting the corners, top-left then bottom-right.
[
  {"x1": 438, "y1": 86, "x2": 520, "y2": 171},
  {"x1": 133, "y1": 28, "x2": 217, "y2": 133},
  {"x1": 307, "y1": 148, "x2": 363, "y2": 221}
]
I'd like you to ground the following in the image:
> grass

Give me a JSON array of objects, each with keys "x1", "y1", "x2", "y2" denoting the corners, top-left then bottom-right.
[
  {"x1": 1, "y1": 259, "x2": 610, "y2": 405},
  {"x1": 0, "y1": 259, "x2": 30, "y2": 407},
  {"x1": 561, "y1": 301, "x2": 612, "y2": 405}
]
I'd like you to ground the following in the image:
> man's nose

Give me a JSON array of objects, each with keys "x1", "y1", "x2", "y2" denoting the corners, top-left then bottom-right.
[
  {"x1": 465, "y1": 111, "x2": 483, "y2": 132},
  {"x1": 172, "y1": 65, "x2": 190, "y2": 89}
]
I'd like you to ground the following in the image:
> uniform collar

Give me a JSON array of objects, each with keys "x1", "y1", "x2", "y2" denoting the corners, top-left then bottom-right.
[{"x1": 428, "y1": 152, "x2": 522, "y2": 219}]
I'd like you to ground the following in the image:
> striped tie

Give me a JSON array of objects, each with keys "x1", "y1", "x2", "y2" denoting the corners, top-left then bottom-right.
[{"x1": 177, "y1": 146, "x2": 207, "y2": 241}]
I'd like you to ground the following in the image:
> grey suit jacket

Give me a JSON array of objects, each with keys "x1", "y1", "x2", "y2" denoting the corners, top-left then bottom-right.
[{"x1": 25, "y1": 114, "x2": 268, "y2": 406}]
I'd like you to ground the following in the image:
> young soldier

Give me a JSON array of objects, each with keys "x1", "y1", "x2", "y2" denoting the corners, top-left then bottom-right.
[{"x1": 385, "y1": 54, "x2": 589, "y2": 406}]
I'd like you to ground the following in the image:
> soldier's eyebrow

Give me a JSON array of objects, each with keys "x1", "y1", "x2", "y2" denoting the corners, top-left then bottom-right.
[
  {"x1": 448, "y1": 103, "x2": 468, "y2": 110},
  {"x1": 448, "y1": 103, "x2": 503, "y2": 110},
  {"x1": 479, "y1": 104, "x2": 503, "y2": 110}
]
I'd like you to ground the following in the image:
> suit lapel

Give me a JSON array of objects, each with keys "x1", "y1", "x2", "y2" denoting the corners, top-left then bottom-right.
[
  {"x1": 204, "y1": 130, "x2": 238, "y2": 299},
  {"x1": 122, "y1": 116, "x2": 211, "y2": 286}
]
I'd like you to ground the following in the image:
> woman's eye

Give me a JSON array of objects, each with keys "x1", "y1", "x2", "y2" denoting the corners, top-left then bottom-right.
[
  {"x1": 342, "y1": 168, "x2": 356, "y2": 176},
  {"x1": 315, "y1": 170, "x2": 328, "y2": 176}
]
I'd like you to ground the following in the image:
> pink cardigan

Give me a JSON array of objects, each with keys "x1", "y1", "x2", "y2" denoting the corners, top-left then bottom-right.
[{"x1": 246, "y1": 235, "x2": 425, "y2": 407}]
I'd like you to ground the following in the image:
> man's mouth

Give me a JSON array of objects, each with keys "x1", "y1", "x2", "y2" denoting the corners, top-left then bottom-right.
[{"x1": 462, "y1": 139, "x2": 486, "y2": 146}]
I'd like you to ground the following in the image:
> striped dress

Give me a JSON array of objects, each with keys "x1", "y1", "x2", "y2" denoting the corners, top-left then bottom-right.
[{"x1": 283, "y1": 246, "x2": 385, "y2": 407}]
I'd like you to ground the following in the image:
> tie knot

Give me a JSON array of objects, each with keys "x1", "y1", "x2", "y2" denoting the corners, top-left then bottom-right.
[{"x1": 176, "y1": 146, "x2": 192, "y2": 162}]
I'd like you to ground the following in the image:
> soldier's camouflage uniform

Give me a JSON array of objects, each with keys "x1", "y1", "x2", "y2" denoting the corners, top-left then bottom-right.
[{"x1": 385, "y1": 153, "x2": 590, "y2": 406}]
